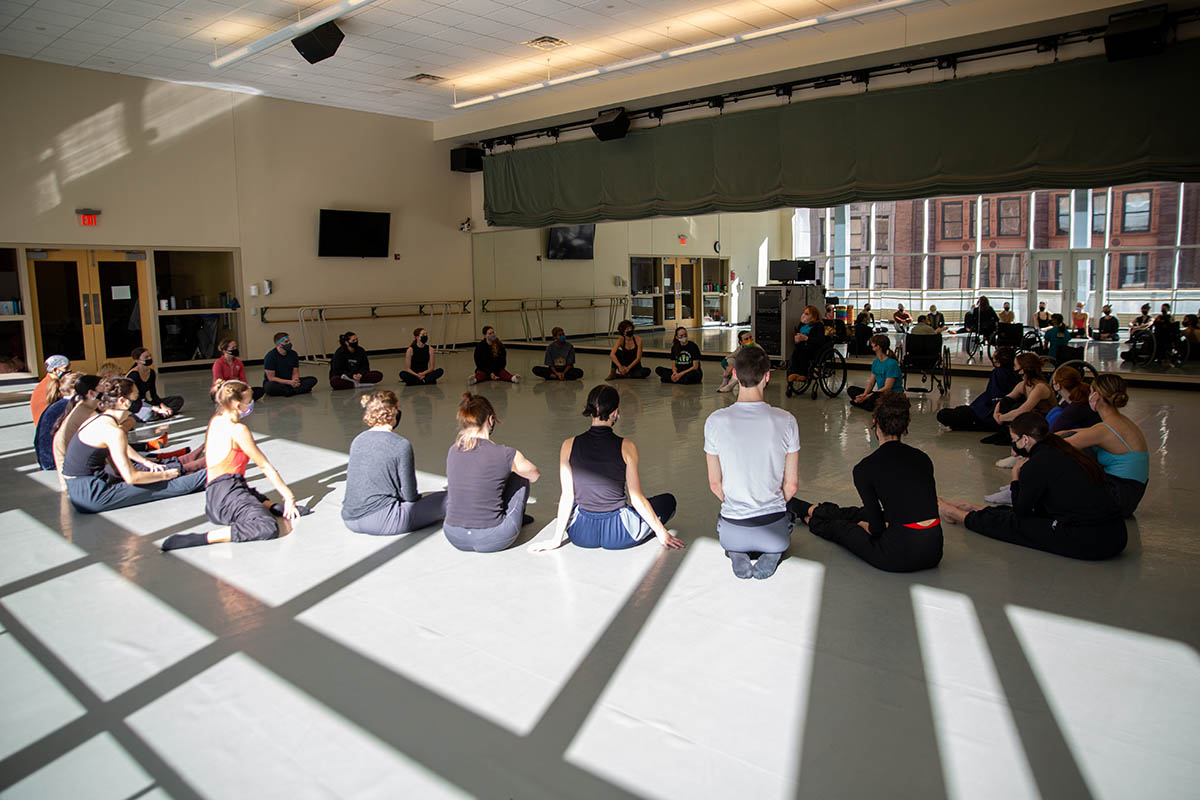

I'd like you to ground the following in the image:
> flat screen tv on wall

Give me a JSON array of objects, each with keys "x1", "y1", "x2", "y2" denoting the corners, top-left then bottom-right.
[
  {"x1": 318, "y1": 209, "x2": 390, "y2": 257},
  {"x1": 547, "y1": 225, "x2": 595, "y2": 260}
]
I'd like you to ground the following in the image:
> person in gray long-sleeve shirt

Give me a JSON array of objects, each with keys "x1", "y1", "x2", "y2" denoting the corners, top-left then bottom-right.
[{"x1": 342, "y1": 390, "x2": 446, "y2": 535}]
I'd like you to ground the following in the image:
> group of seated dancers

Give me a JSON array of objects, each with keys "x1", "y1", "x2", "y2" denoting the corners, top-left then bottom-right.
[{"x1": 28, "y1": 309, "x2": 1149, "y2": 577}]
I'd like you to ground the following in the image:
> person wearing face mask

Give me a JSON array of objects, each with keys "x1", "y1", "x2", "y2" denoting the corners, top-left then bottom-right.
[
  {"x1": 938, "y1": 412, "x2": 1126, "y2": 560},
  {"x1": 892, "y1": 303, "x2": 913, "y2": 332},
  {"x1": 35, "y1": 371, "x2": 82, "y2": 470},
  {"x1": 1034, "y1": 301, "x2": 1053, "y2": 330},
  {"x1": 1042, "y1": 314, "x2": 1071, "y2": 361},
  {"x1": 61, "y1": 377, "x2": 205, "y2": 513},
  {"x1": 329, "y1": 331, "x2": 383, "y2": 390},
  {"x1": 531, "y1": 385, "x2": 683, "y2": 553},
  {"x1": 717, "y1": 330, "x2": 754, "y2": 393},
  {"x1": 797, "y1": 394, "x2": 942, "y2": 572},
  {"x1": 937, "y1": 346, "x2": 1019, "y2": 432},
  {"x1": 927, "y1": 305, "x2": 946, "y2": 332},
  {"x1": 31, "y1": 354, "x2": 70, "y2": 425},
  {"x1": 263, "y1": 332, "x2": 319, "y2": 397},
  {"x1": 847, "y1": 335, "x2": 903, "y2": 411},
  {"x1": 161, "y1": 380, "x2": 306, "y2": 550},
  {"x1": 607, "y1": 320, "x2": 651, "y2": 380},
  {"x1": 704, "y1": 346, "x2": 799, "y2": 578},
  {"x1": 1093, "y1": 305, "x2": 1119, "y2": 341},
  {"x1": 998, "y1": 302, "x2": 1015, "y2": 324},
  {"x1": 341, "y1": 390, "x2": 446, "y2": 535},
  {"x1": 444, "y1": 393, "x2": 540, "y2": 552},
  {"x1": 470, "y1": 326, "x2": 519, "y2": 384},
  {"x1": 1059, "y1": 374, "x2": 1149, "y2": 517},
  {"x1": 532, "y1": 327, "x2": 583, "y2": 381},
  {"x1": 786, "y1": 306, "x2": 826, "y2": 392},
  {"x1": 656, "y1": 327, "x2": 703, "y2": 384},
  {"x1": 1071, "y1": 302, "x2": 1090, "y2": 339},
  {"x1": 400, "y1": 327, "x2": 445, "y2": 386},
  {"x1": 211, "y1": 339, "x2": 264, "y2": 401},
  {"x1": 52, "y1": 374, "x2": 102, "y2": 489},
  {"x1": 986, "y1": 352, "x2": 1055, "y2": 454},
  {"x1": 127, "y1": 347, "x2": 184, "y2": 421}
]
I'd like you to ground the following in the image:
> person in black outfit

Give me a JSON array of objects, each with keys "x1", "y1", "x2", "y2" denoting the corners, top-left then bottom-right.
[
  {"x1": 656, "y1": 327, "x2": 703, "y2": 384},
  {"x1": 796, "y1": 394, "x2": 942, "y2": 572},
  {"x1": 607, "y1": 320, "x2": 651, "y2": 379},
  {"x1": 786, "y1": 305, "x2": 825, "y2": 382},
  {"x1": 127, "y1": 347, "x2": 184, "y2": 422},
  {"x1": 850, "y1": 311, "x2": 873, "y2": 356},
  {"x1": 329, "y1": 331, "x2": 383, "y2": 390},
  {"x1": 400, "y1": 327, "x2": 445, "y2": 386},
  {"x1": 470, "y1": 326, "x2": 518, "y2": 384},
  {"x1": 938, "y1": 412, "x2": 1126, "y2": 560},
  {"x1": 936, "y1": 346, "x2": 1019, "y2": 431},
  {"x1": 1093, "y1": 305, "x2": 1120, "y2": 341},
  {"x1": 975, "y1": 295, "x2": 999, "y2": 340},
  {"x1": 263, "y1": 332, "x2": 319, "y2": 397}
]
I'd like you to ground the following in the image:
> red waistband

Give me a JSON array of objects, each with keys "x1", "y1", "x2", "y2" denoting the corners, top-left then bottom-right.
[{"x1": 904, "y1": 519, "x2": 940, "y2": 529}]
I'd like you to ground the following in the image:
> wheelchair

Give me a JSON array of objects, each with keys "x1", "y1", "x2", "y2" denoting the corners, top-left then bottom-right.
[
  {"x1": 988, "y1": 322, "x2": 1026, "y2": 358},
  {"x1": 1121, "y1": 323, "x2": 1191, "y2": 368},
  {"x1": 1043, "y1": 344, "x2": 1099, "y2": 383},
  {"x1": 896, "y1": 334, "x2": 951, "y2": 394},
  {"x1": 785, "y1": 344, "x2": 848, "y2": 399}
]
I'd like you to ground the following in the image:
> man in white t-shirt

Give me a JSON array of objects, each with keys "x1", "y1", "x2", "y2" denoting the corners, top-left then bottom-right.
[{"x1": 704, "y1": 345, "x2": 801, "y2": 579}]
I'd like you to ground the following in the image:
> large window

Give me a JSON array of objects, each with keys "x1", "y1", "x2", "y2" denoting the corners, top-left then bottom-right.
[
  {"x1": 970, "y1": 199, "x2": 990, "y2": 238},
  {"x1": 939, "y1": 257, "x2": 962, "y2": 288},
  {"x1": 1055, "y1": 194, "x2": 1070, "y2": 235},
  {"x1": 1118, "y1": 252, "x2": 1149, "y2": 288},
  {"x1": 874, "y1": 215, "x2": 890, "y2": 252},
  {"x1": 1122, "y1": 191, "x2": 1151, "y2": 232},
  {"x1": 941, "y1": 202, "x2": 963, "y2": 240},
  {"x1": 1092, "y1": 192, "x2": 1107, "y2": 234},
  {"x1": 998, "y1": 197, "x2": 1022, "y2": 236},
  {"x1": 995, "y1": 254, "x2": 1024, "y2": 288},
  {"x1": 850, "y1": 216, "x2": 866, "y2": 252},
  {"x1": 1037, "y1": 258, "x2": 1062, "y2": 290}
]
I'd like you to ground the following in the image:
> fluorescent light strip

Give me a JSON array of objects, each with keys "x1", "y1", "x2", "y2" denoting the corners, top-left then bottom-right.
[
  {"x1": 209, "y1": 0, "x2": 382, "y2": 69},
  {"x1": 452, "y1": 0, "x2": 929, "y2": 109}
]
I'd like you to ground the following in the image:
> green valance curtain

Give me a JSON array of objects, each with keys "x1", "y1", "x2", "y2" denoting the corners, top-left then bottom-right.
[{"x1": 483, "y1": 40, "x2": 1200, "y2": 227}]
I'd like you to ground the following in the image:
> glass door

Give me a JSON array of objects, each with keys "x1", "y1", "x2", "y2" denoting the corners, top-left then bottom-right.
[
  {"x1": 92, "y1": 250, "x2": 150, "y2": 365},
  {"x1": 1070, "y1": 250, "x2": 1105, "y2": 331},
  {"x1": 1032, "y1": 250, "x2": 1067, "y2": 322},
  {"x1": 663, "y1": 257, "x2": 698, "y2": 329}
]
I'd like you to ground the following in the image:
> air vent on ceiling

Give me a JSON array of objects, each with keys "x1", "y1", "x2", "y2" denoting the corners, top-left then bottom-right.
[
  {"x1": 523, "y1": 35, "x2": 569, "y2": 50},
  {"x1": 406, "y1": 73, "x2": 445, "y2": 84}
]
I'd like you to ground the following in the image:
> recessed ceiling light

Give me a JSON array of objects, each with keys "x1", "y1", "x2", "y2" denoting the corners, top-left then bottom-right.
[{"x1": 523, "y1": 35, "x2": 569, "y2": 51}]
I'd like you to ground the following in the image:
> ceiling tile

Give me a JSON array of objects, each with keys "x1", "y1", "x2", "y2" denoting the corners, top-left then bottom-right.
[
  {"x1": 447, "y1": 0, "x2": 504, "y2": 15},
  {"x1": 5, "y1": 17, "x2": 77, "y2": 38},
  {"x1": 90, "y1": 9, "x2": 156, "y2": 27},
  {"x1": 378, "y1": 0, "x2": 440, "y2": 16},
  {"x1": 395, "y1": 16, "x2": 445, "y2": 35}
]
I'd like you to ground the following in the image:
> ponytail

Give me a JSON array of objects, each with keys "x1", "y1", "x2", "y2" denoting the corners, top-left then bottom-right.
[
  {"x1": 212, "y1": 379, "x2": 251, "y2": 415},
  {"x1": 582, "y1": 385, "x2": 619, "y2": 419},
  {"x1": 455, "y1": 392, "x2": 495, "y2": 452},
  {"x1": 869, "y1": 334, "x2": 896, "y2": 360},
  {"x1": 1011, "y1": 412, "x2": 1105, "y2": 486}
]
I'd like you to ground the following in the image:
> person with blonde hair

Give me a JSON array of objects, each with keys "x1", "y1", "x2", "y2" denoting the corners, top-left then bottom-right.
[
  {"x1": 342, "y1": 390, "x2": 446, "y2": 535},
  {"x1": 443, "y1": 393, "x2": 539, "y2": 551},
  {"x1": 1061, "y1": 373, "x2": 1149, "y2": 517},
  {"x1": 35, "y1": 371, "x2": 82, "y2": 470},
  {"x1": 161, "y1": 380, "x2": 305, "y2": 551}
]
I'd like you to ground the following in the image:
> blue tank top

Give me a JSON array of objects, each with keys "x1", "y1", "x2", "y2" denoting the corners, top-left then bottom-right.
[{"x1": 1092, "y1": 423, "x2": 1149, "y2": 483}]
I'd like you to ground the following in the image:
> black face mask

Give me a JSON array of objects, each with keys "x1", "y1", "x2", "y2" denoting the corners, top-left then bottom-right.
[
  {"x1": 282, "y1": 342, "x2": 293, "y2": 352},
  {"x1": 392, "y1": 411, "x2": 402, "y2": 430},
  {"x1": 420, "y1": 335, "x2": 428, "y2": 345},
  {"x1": 348, "y1": 341, "x2": 359, "y2": 349},
  {"x1": 1011, "y1": 441, "x2": 1033, "y2": 457},
  {"x1": 228, "y1": 348, "x2": 240, "y2": 357},
  {"x1": 141, "y1": 358, "x2": 153, "y2": 367}
]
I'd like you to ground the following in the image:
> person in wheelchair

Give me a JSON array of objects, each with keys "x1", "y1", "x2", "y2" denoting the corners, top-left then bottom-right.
[
  {"x1": 786, "y1": 305, "x2": 826, "y2": 384},
  {"x1": 909, "y1": 315, "x2": 936, "y2": 336},
  {"x1": 1128, "y1": 303, "x2": 1153, "y2": 340}
]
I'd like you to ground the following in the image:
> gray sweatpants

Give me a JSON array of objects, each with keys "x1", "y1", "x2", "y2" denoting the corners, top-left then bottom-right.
[
  {"x1": 66, "y1": 470, "x2": 206, "y2": 514},
  {"x1": 717, "y1": 509, "x2": 796, "y2": 555},
  {"x1": 442, "y1": 475, "x2": 529, "y2": 553},
  {"x1": 343, "y1": 492, "x2": 448, "y2": 536}
]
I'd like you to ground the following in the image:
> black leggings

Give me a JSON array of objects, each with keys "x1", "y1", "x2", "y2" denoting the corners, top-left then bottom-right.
[
  {"x1": 264, "y1": 376, "x2": 318, "y2": 397},
  {"x1": 532, "y1": 366, "x2": 583, "y2": 380},
  {"x1": 807, "y1": 502, "x2": 943, "y2": 572},
  {"x1": 400, "y1": 368, "x2": 444, "y2": 386},
  {"x1": 206, "y1": 474, "x2": 278, "y2": 543},
  {"x1": 656, "y1": 367, "x2": 702, "y2": 384},
  {"x1": 609, "y1": 365, "x2": 651, "y2": 379},
  {"x1": 964, "y1": 507, "x2": 1127, "y2": 560},
  {"x1": 847, "y1": 387, "x2": 886, "y2": 410},
  {"x1": 936, "y1": 405, "x2": 997, "y2": 431}
]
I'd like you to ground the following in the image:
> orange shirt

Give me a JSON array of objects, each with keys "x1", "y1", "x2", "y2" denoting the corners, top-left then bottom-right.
[{"x1": 30, "y1": 374, "x2": 54, "y2": 425}]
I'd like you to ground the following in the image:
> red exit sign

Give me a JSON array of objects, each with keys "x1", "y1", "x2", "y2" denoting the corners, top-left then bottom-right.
[{"x1": 79, "y1": 214, "x2": 98, "y2": 226}]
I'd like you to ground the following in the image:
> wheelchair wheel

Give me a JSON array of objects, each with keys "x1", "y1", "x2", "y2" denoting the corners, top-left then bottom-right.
[
  {"x1": 818, "y1": 348, "x2": 847, "y2": 398},
  {"x1": 940, "y1": 347, "x2": 952, "y2": 392},
  {"x1": 1018, "y1": 329, "x2": 1043, "y2": 356},
  {"x1": 1060, "y1": 359, "x2": 1099, "y2": 383},
  {"x1": 784, "y1": 367, "x2": 813, "y2": 398},
  {"x1": 964, "y1": 331, "x2": 983, "y2": 361},
  {"x1": 1125, "y1": 332, "x2": 1156, "y2": 367}
]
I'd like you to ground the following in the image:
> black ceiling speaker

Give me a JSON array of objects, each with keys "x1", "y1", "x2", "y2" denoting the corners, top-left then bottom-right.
[
  {"x1": 590, "y1": 107, "x2": 630, "y2": 141},
  {"x1": 293, "y1": 21, "x2": 345, "y2": 65},
  {"x1": 450, "y1": 147, "x2": 483, "y2": 173},
  {"x1": 1104, "y1": 6, "x2": 1168, "y2": 62}
]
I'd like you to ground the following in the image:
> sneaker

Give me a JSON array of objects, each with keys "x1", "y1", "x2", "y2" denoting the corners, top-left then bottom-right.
[
  {"x1": 996, "y1": 455, "x2": 1020, "y2": 469},
  {"x1": 716, "y1": 376, "x2": 730, "y2": 392},
  {"x1": 467, "y1": 375, "x2": 478, "y2": 385},
  {"x1": 984, "y1": 485, "x2": 1013, "y2": 504},
  {"x1": 521, "y1": 514, "x2": 535, "y2": 527},
  {"x1": 717, "y1": 379, "x2": 734, "y2": 393},
  {"x1": 511, "y1": 374, "x2": 521, "y2": 384}
]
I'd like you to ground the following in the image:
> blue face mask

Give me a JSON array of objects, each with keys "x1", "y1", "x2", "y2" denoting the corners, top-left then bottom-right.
[
  {"x1": 240, "y1": 400, "x2": 254, "y2": 418},
  {"x1": 557, "y1": 335, "x2": 566, "y2": 344}
]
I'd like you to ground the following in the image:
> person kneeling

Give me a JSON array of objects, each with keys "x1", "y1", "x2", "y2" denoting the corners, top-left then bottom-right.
[
  {"x1": 938, "y1": 412, "x2": 1126, "y2": 560},
  {"x1": 342, "y1": 390, "x2": 447, "y2": 535},
  {"x1": 798, "y1": 394, "x2": 942, "y2": 572},
  {"x1": 162, "y1": 380, "x2": 306, "y2": 551},
  {"x1": 532, "y1": 327, "x2": 583, "y2": 381},
  {"x1": 532, "y1": 385, "x2": 684, "y2": 553},
  {"x1": 704, "y1": 345, "x2": 800, "y2": 578}
]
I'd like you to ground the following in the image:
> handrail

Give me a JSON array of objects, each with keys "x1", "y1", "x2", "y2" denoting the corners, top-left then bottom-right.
[
  {"x1": 479, "y1": 295, "x2": 630, "y2": 341},
  {"x1": 259, "y1": 300, "x2": 471, "y2": 362}
]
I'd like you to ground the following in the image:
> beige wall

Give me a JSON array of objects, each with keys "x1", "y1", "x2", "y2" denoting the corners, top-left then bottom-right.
[{"x1": 0, "y1": 55, "x2": 474, "y2": 359}]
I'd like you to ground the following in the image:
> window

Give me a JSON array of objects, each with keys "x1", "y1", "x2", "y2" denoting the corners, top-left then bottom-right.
[
  {"x1": 873, "y1": 261, "x2": 891, "y2": 289},
  {"x1": 940, "y1": 256, "x2": 962, "y2": 288},
  {"x1": 995, "y1": 254, "x2": 1023, "y2": 288},
  {"x1": 1122, "y1": 191, "x2": 1151, "y2": 232},
  {"x1": 1055, "y1": 194, "x2": 1070, "y2": 235},
  {"x1": 1037, "y1": 258, "x2": 1062, "y2": 290},
  {"x1": 1119, "y1": 252, "x2": 1149, "y2": 287},
  {"x1": 850, "y1": 216, "x2": 865, "y2": 252},
  {"x1": 874, "y1": 216, "x2": 890, "y2": 252},
  {"x1": 941, "y1": 202, "x2": 963, "y2": 239},
  {"x1": 818, "y1": 216, "x2": 827, "y2": 254},
  {"x1": 1092, "y1": 192, "x2": 1107, "y2": 234},
  {"x1": 970, "y1": 199, "x2": 991, "y2": 238},
  {"x1": 998, "y1": 197, "x2": 1022, "y2": 236}
]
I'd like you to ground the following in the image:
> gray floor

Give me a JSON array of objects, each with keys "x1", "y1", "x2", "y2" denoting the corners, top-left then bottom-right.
[{"x1": 1, "y1": 349, "x2": 1198, "y2": 799}]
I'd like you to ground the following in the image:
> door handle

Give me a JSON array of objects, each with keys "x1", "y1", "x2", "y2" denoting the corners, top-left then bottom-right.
[
  {"x1": 82, "y1": 293, "x2": 91, "y2": 325},
  {"x1": 92, "y1": 293, "x2": 102, "y2": 325}
]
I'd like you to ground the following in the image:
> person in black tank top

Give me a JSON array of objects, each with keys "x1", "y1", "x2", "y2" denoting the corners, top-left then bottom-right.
[
  {"x1": 400, "y1": 327, "x2": 445, "y2": 386},
  {"x1": 531, "y1": 385, "x2": 684, "y2": 552},
  {"x1": 607, "y1": 320, "x2": 651, "y2": 380},
  {"x1": 797, "y1": 394, "x2": 943, "y2": 572},
  {"x1": 62, "y1": 376, "x2": 205, "y2": 514},
  {"x1": 127, "y1": 347, "x2": 184, "y2": 421}
]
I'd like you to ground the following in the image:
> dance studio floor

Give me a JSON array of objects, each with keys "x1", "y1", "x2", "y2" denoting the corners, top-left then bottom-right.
[{"x1": 1, "y1": 349, "x2": 1198, "y2": 799}]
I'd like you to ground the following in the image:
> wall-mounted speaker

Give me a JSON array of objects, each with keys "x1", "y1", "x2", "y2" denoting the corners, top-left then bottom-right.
[
  {"x1": 590, "y1": 107, "x2": 630, "y2": 141},
  {"x1": 450, "y1": 147, "x2": 483, "y2": 173},
  {"x1": 292, "y1": 21, "x2": 344, "y2": 65}
]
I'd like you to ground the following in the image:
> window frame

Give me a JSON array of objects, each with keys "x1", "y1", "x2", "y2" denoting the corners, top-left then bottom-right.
[
  {"x1": 1121, "y1": 190, "x2": 1151, "y2": 233},
  {"x1": 1118, "y1": 252, "x2": 1149, "y2": 288},
  {"x1": 939, "y1": 256, "x2": 963, "y2": 288},
  {"x1": 1092, "y1": 192, "x2": 1107, "y2": 235},
  {"x1": 997, "y1": 196, "x2": 1023, "y2": 237},
  {"x1": 941, "y1": 201, "x2": 964, "y2": 240},
  {"x1": 1055, "y1": 193, "x2": 1070, "y2": 236}
]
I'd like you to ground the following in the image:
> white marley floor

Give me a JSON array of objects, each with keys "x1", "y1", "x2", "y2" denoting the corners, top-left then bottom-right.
[{"x1": 0, "y1": 349, "x2": 1198, "y2": 800}]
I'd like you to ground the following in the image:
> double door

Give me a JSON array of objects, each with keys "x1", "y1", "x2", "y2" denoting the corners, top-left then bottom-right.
[
  {"x1": 1031, "y1": 250, "x2": 1104, "y2": 325},
  {"x1": 663, "y1": 257, "x2": 698, "y2": 329},
  {"x1": 27, "y1": 249, "x2": 151, "y2": 374}
]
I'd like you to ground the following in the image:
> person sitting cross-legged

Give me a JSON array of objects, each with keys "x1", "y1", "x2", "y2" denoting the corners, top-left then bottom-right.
[
  {"x1": 532, "y1": 327, "x2": 584, "y2": 381},
  {"x1": 263, "y1": 332, "x2": 319, "y2": 397}
]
